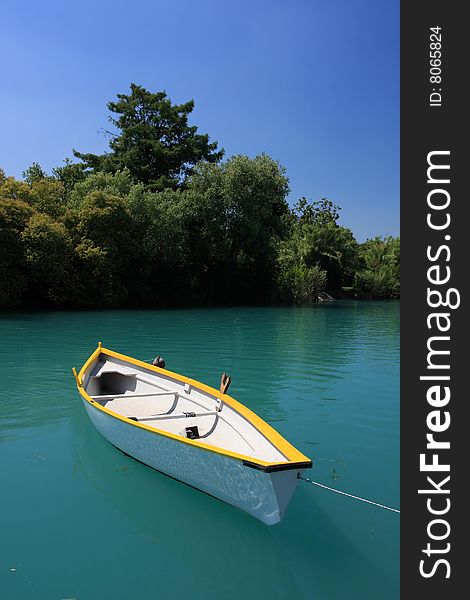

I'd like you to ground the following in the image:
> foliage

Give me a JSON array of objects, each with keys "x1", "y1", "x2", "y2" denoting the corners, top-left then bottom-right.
[
  {"x1": 0, "y1": 83, "x2": 399, "y2": 308},
  {"x1": 73, "y1": 84, "x2": 224, "y2": 190},
  {"x1": 23, "y1": 162, "x2": 47, "y2": 185},
  {"x1": 28, "y1": 178, "x2": 66, "y2": 217},
  {"x1": 277, "y1": 198, "x2": 359, "y2": 299},
  {"x1": 67, "y1": 169, "x2": 137, "y2": 207},
  {"x1": 0, "y1": 160, "x2": 399, "y2": 308},
  {"x1": 21, "y1": 213, "x2": 72, "y2": 303},
  {"x1": 0, "y1": 173, "x2": 31, "y2": 202},
  {"x1": 0, "y1": 198, "x2": 34, "y2": 306},
  {"x1": 354, "y1": 236, "x2": 400, "y2": 298},
  {"x1": 76, "y1": 191, "x2": 138, "y2": 265},
  {"x1": 67, "y1": 190, "x2": 142, "y2": 306},
  {"x1": 52, "y1": 159, "x2": 88, "y2": 194},
  {"x1": 151, "y1": 154, "x2": 290, "y2": 304},
  {"x1": 294, "y1": 197, "x2": 341, "y2": 226},
  {"x1": 276, "y1": 254, "x2": 327, "y2": 303}
]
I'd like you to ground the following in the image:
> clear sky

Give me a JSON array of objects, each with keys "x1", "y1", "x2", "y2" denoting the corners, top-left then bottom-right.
[{"x1": 0, "y1": 0, "x2": 399, "y2": 241}]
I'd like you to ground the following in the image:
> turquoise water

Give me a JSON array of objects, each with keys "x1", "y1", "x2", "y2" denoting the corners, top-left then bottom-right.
[{"x1": 0, "y1": 302, "x2": 399, "y2": 599}]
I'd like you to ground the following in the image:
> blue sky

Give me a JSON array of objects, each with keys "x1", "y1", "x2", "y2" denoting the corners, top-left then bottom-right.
[{"x1": 0, "y1": 0, "x2": 399, "y2": 241}]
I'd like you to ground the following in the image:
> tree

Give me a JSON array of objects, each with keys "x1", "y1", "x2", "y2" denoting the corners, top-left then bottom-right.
[
  {"x1": 276, "y1": 232, "x2": 328, "y2": 303},
  {"x1": 21, "y1": 213, "x2": 72, "y2": 303},
  {"x1": 294, "y1": 197, "x2": 340, "y2": 226},
  {"x1": 3, "y1": 165, "x2": 68, "y2": 218},
  {"x1": 73, "y1": 84, "x2": 224, "y2": 190},
  {"x1": 0, "y1": 173, "x2": 31, "y2": 202},
  {"x1": 23, "y1": 162, "x2": 47, "y2": 185},
  {"x1": 285, "y1": 198, "x2": 359, "y2": 291},
  {"x1": 0, "y1": 198, "x2": 34, "y2": 306},
  {"x1": 354, "y1": 236, "x2": 400, "y2": 298},
  {"x1": 52, "y1": 158, "x2": 88, "y2": 194},
  {"x1": 28, "y1": 178, "x2": 67, "y2": 218},
  {"x1": 66, "y1": 169, "x2": 137, "y2": 207},
  {"x1": 158, "y1": 154, "x2": 290, "y2": 303},
  {"x1": 63, "y1": 190, "x2": 142, "y2": 306}
]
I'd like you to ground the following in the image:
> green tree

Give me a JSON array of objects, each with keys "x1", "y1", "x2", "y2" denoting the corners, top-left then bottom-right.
[
  {"x1": 156, "y1": 154, "x2": 290, "y2": 303},
  {"x1": 283, "y1": 198, "x2": 359, "y2": 291},
  {"x1": 23, "y1": 162, "x2": 47, "y2": 185},
  {"x1": 6, "y1": 165, "x2": 68, "y2": 218},
  {"x1": 0, "y1": 173, "x2": 31, "y2": 202},
  {"x1": 21, "y1": 213, "x2": 72, "y2": 303},
  {"x1": 354, "y1": 236, "x2": 400, "y2": 298},
  {"x1": 0, "y1": 198, "x2": 34, "y2": 306},
  {"x1": 52, "y1": 158, "x2": 88, "y2": 194},
  {"x1": 294, "y1": 197, "x2": 341, "y2": 226},
  {"x1": 73, "y1": 84, "x2": 224, "y2": 190},
  {"x1": 76, "y1": 191, "x2": 138, "y2": 265},
  {"x1": 28, "y1": 178, "x2": 67, "y2": 217},
  {"x1": 67, "y1": 169, "x2": 137, "y2": 207},
  {"x1": 276, "y1": 231, "x2": 328, "y2": 303},
  {"x1": 64, "y1": 190, "x2": 141, "y2": 306},
  {"x1": 219, "y1": 154, "x2": 290, "y2": 300}
]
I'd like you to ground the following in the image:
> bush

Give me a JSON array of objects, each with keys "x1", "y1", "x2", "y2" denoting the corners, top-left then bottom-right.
[
  {"x1": 354, "y1": 237, "x2": 400, "y2": 298},
  {"x1": 277, "y1": 263, "x2": 327, "y2": 303}
]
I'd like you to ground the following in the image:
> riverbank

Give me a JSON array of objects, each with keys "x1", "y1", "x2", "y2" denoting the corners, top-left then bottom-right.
[{"x1": 2, "y1": 159, "x2": 399, "y2": 310}]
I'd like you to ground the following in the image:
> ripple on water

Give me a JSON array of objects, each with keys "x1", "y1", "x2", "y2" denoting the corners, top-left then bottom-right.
[{"x1": 0, "y1": 302, "x2": 399, "y2": 599}]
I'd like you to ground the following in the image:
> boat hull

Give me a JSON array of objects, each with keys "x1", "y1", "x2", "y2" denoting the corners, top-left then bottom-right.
[{"x1": 83, "y1": 399, "x2": 302, "y2": 525}]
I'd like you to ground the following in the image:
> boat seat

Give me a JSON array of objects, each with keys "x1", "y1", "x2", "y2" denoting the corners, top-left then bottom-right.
[
  {"x1": 128, "y1": 411, "x2": 219, "y2": 441},
  {"x1": 91, "y1": 391, "x2": 177, "y2": 401},
  {"x1": 99, "y1": 394, "x2": 178, "y2": 418},
  {"x1": 135, "y1": 410, "x2": 219, "y2": 422}
]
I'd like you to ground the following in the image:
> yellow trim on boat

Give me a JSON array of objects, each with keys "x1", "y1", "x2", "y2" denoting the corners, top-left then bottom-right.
[{"x1": 76, "y1": 345, "x2": 312, "y2": 470}]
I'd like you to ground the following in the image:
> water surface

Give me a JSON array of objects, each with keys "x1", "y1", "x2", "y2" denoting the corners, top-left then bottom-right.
[{"x1": 0, "y1": 302, "x2": 399, "y2": 599}]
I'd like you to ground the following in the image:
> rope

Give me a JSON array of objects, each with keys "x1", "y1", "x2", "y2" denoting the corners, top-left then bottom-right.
[{"x1": 297, "y1": 474, "x2": 400, "y2": 514}]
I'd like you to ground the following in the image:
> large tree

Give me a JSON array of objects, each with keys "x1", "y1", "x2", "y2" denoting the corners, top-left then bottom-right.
[
  {"x1": 73, "y1": 84, "x2": 224, "y2": 190},
  {"x1": 158, "y1": 154, "x2": 290, "y2": 303}
]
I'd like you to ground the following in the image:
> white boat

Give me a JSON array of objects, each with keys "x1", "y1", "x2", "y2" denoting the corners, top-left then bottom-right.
[{"x1": 73, "y1": 344, "x2": 312, "y2": 525}]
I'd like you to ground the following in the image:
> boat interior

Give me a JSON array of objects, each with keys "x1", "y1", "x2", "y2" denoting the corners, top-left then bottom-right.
[{"x1": 83, "y1": 355, "x2": 287, "y2": 463}]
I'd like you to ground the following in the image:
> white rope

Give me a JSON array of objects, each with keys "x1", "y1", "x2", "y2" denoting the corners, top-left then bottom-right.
[{"x1": 298, "y1": 474, "x2": 400, "y2": 514}]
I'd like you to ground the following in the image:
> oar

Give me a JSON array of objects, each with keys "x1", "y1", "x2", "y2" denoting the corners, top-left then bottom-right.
[
  {"x1": 217, "y1": 372, "x2": 231, "y2": 412},
  {"x1": 219, "y1": 372, "x2": 231, "y2": 395}
]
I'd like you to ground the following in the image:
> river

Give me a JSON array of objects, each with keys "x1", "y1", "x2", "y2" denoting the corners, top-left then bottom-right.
[{"x1": 0, "y1": 302, "x2": 399, "y2": 599}]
